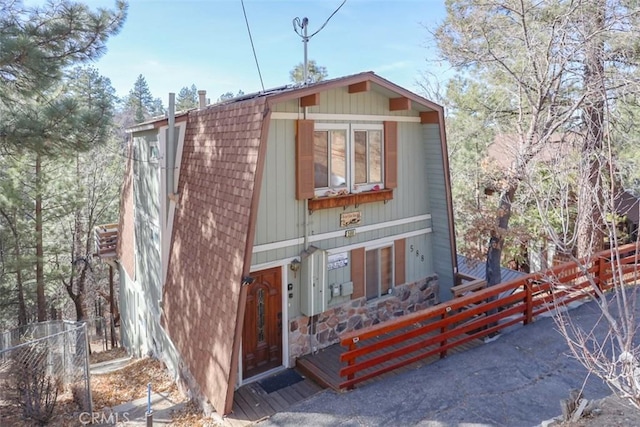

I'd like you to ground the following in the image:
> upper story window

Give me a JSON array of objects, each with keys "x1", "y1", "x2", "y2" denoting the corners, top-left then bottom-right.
[
  {"x1": 313, "y1": 124, "x2": 384, "y2": 197},
  {"x1": 314, "y1": 126, "x2": 347, "y2": 191},
  {"x1": 354, "y1": 127, "x2": 382, "y2": 188},
  {"x1": 295, "y1": 119, "x2": 397, "y2": 203}
]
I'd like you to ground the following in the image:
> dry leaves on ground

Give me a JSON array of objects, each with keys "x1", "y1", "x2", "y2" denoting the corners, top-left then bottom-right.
[
  {"x1": 558, "y1": 395, "x2": 640, "y2": 427},
  {"x1": 89, "y1": 346, "x2": 127, "y2": 364},
  {"x1": 92, "y1": 357, "x2": 184, "y2": 409},
  {"x1": 170, "y1": 400, "x2": 221, "y2": 427}
]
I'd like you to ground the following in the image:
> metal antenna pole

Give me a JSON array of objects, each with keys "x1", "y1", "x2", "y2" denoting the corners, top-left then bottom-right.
[{"x1": 302, "y1": 17, "x2": 309, "y2": 85}]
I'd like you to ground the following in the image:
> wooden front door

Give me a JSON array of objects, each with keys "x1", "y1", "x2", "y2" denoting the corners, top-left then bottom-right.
[{"x1": 242, "y1": 267, "x2": 283, "y2": 378}]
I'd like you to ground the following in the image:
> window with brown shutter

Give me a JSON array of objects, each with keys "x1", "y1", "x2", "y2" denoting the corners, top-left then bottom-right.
[
  {"x1": 384, "y1": 121, "x2": 398, "y2": 189},
  {"x1": 394, "y1": 238, "x2": 406, "y2": 286},
  {"x1": 296, "y1": 120, "x2": 315, "y2": 199},
  {"x1": 351, "y1": 247, "x2": 365, "y2": 299},
  {"x1": 302, "y1": 121, "x2": 398, "y2": 211},
  {"x1": 365, "y1": 246, "x2": 393, "y2": 300}
]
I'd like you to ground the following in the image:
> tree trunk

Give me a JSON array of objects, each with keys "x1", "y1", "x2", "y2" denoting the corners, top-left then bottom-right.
[
  {"x1": 486, "y1": 184, "x2": 518, "y2": 286},
  {"x1": 35, "y1": 152, "x2": 46, "y2": 322},
  {"x1": 577, "y1": 0, "x2": 606, "y2": 258},
  {"x1": 1, "y1": 207, "x2": 29, "y2": 326},
  {"x1": 73, "y1": 293, "x2": 86, "y2": 322},
  {"x1": 14, "y1": 239, "x2": 27, "y2": 326}
]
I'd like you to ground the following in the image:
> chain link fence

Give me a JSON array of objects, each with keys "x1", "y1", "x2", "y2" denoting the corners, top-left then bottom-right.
[
  {"x1": 85, "y1": 316, "x2": 120, "y2": 354},
  {"x1": 0, "y1": 321, "x2": 92, "y2": 422}
]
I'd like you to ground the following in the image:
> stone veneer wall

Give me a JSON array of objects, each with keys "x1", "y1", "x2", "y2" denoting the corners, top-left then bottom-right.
[{"x1": 288, "y1": 275, "x2": 439, "y2": 363}]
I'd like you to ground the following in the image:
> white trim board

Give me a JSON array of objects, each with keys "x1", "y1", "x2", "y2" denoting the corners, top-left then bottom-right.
[
  {"x1": 252, "y1": 214, "x2": 431, "y2": 254},
  {"x1": 250, "y1": 227, "x2": 432, "y2": 271},
  {"x1": 271, "y1": 112, "x2": 421, "y2": 123},
  {"x1": 159, "y1": 121, "x2": 187, "y2": 287}
]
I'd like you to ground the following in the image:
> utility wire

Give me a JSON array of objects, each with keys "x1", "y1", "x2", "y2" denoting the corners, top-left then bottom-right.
[
  {"x1": 309, "y1": 0, "x2": 347, "y2": 38},
  {"x1": 293, "y1": 0, "x2": 347, "y2": 39},
  {"x1": 241, "y1": 0, "x2": 265, "y2": 92}
]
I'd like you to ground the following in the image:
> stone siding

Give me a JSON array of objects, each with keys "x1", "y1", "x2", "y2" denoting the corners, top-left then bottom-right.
[{"x1": 288, "y1": 275, "x2": 439, "y2": 362}]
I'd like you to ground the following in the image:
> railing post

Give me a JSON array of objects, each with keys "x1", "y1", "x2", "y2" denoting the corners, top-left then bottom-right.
[
  {"x1": 346, "y1": 339, "x2": 357, "y2": 390},
  {"x1": 597, "y1": 255, "x2": 606, "y2": 292},
  {"x1": 440, "y1": 307, "x2": 450, "y2": 359},
  {"x1": 524, "y1": 280, "x2": 533, "y2": 325}
]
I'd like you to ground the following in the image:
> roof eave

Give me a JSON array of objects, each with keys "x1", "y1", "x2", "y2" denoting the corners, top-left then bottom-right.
[{"x1": 266, "y1": 72, "x2": 443, "y2": 113}]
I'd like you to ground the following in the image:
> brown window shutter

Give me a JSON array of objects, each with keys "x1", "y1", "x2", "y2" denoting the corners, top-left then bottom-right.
[
  {"x1": 394, "y1": 238, "x2": 406, "y2": 286},
  {"x1": 296, "y1": 120, "x2": 315, "y2": 199},
  {"x1": 351, "y1": 247, "x2": 365, "y2": 299},
  {"x1": 384, "y1": 121, "x2": 398, "y2": 189}
]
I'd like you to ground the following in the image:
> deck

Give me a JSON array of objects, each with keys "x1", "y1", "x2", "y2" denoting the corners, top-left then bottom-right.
[
  {"x1": 226, "y1": 333, "x2": 482, "y2": 425},
  {"x1": 225, "y1": 369, "x2": 323, "y2": 426},
  {"x1": 296, "y1": 332, "x2": 484, "y2": 391}
]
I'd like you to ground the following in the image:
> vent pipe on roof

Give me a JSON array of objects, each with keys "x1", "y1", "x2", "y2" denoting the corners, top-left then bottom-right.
[{"x1": 198, "y1": 90, "x2": 207, "y2": 109}]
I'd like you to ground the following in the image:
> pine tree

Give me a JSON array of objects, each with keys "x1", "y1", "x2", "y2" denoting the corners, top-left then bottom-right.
[
  {"x1": 176, "y1": 84, "x2": 198, "y2": 111},
  {"x1": 289, "y1": 60, "x2": 328, "y2": 84},
  {"x1": 0, "y1": 0, "x2": 127, "y2": 153},
  {"x1": 123, "y1": 75, "x2": 166, "y2": 123}
]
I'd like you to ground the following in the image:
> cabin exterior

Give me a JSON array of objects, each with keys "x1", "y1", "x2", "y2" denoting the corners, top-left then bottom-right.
[{"x1": 112, "y1": 72, "x2": 457, "y2": 416}]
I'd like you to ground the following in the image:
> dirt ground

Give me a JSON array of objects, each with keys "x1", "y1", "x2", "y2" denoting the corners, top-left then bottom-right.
[
  {"x1": 557, "y1": 395, "x2": 640, "y2": 426},
  {"x1": 4, "y1": 346, "x2": 640, "y2": 426}
]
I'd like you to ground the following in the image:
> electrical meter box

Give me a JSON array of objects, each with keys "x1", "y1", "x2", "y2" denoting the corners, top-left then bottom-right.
[{"x1": 300, "y1": 247, "x2": 327, "y2": 316}]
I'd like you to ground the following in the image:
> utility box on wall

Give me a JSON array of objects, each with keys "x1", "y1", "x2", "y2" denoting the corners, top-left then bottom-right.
[{"x1": 300, "y1": 247, "x2": 327, "y2": 316}]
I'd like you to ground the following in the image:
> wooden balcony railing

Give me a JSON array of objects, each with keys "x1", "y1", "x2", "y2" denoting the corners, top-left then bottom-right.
[
  {"x1": 94, "y1": 223, "x2": 119, "y2": 260},
  {"x1": 339, "y1": 242, "x2": 639, "y2": 390}
]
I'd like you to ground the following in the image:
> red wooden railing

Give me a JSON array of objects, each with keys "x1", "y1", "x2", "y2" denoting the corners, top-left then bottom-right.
[
  {"x1": 338, "y1": 243, "x2": 639, "y2": 389},
  {"x1": 94, "y1": 223, "x2": 119, "y2": 259}
]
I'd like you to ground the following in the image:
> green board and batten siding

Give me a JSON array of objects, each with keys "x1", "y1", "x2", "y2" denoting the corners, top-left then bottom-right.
[
  {"x1": 422, "y1": 124, "x2": 455, "y2": 302},
  {"x1": 121, "y1": 129, "x2": 180, "y2": 364},
  {"x1": 252, "y1": 119, "x2": 432, "y2": 261},
  {"x1": 252, "y1": 88, "x2": 454, "y2": 304}
]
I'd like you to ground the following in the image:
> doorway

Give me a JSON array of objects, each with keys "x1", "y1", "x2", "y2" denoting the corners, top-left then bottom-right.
[{"x1": 242, "y1": 266, "x2": 283, "y2": 379}]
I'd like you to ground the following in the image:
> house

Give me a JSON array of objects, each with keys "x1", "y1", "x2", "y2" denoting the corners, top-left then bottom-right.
[{"x1": 111, "y1": 72, "x2": 457, "y2": 416}]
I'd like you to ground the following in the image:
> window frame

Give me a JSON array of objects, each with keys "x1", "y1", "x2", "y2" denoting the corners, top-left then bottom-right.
[
  {"x1": 351, "y1": 124, "x2": 384, "y2": 192},
  {"x1": 364, "y1": 243, "x2": 394, "y2": 301},
  {"x1": 313, "y1": 123, "x2": 385, "y2": 197},
  {"x1": 313, "y1": 123, "x2": 349, "y2": 195}
]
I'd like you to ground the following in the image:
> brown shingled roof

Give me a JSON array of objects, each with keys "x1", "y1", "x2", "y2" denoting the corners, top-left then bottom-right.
[{"x1": 160, "y1": 96, "x2": 270, "y2": 415}]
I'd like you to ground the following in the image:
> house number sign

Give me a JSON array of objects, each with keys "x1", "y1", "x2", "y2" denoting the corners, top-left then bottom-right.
[{"x1": 340, "y1": 211, "x2": 361, "y2": 227}]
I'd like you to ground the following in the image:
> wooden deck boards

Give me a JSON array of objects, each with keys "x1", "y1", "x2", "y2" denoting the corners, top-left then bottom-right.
[
  {"x1": 224, "y1": 370, "x2": 324, "y2": 426},
  {"x1": 296, "y1": 331, "x2": 484, "y2": 391},
  {"x1": 225, "y1": 331, "x2": 483, "y2": 426}
]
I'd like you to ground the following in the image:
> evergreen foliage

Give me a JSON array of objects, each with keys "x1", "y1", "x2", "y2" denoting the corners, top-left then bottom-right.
[{"x1": 289, "y1": 60, "x2": 328, "y2": 84}]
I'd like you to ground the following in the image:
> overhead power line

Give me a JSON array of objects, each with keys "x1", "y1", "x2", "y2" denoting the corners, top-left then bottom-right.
[
  {"x1": 241, "y1": 0, "x2": 265, "y2": 92},
  {"x1": 293, "y1": 0, "x2": 347, "y2": 84}
]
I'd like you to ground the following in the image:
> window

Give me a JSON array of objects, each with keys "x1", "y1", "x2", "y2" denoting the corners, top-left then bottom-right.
[
  {"x1": 314, "y1": 127, "x2": 347, "y2": 190},
  {"x1": 296, "y1": 120, "x2": 396, "y2": 201},
  {"x1": 354, "y1": 129, "x2": 382, "y2": 187},
  {"x1": 365, "y1": 246, "x2": 393, "y2": 300},
  {"x1": 313, "y1": 124, "x2": 384, "y2": 196}
]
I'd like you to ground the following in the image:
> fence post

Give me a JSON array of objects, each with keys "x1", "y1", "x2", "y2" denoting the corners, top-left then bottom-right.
[
  {"x1": 440, "y1": 307, "x2": 450, "y2": 359},
  {"x1": 597, "y1": 255, "x2": 606, "y2": 292},
  {"x1": 524, "y1": 280, "x2": 533, "y2": 325},
  {"x1": 346, "y1": 340, "x2": 357, "y2": 390},
  {"x1": 82, "y1": 322, "x2": 93, "y2": 413}
]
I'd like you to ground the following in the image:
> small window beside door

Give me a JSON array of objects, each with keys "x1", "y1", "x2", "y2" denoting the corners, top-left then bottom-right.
[{"x1": 365, "y1": 246, "x2": 393, "y2": 300}]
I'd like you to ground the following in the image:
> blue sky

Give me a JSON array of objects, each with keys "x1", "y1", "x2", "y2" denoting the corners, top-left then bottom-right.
[{"x1": 33, "y1": 0, "x2": 450, "y2": 102}]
